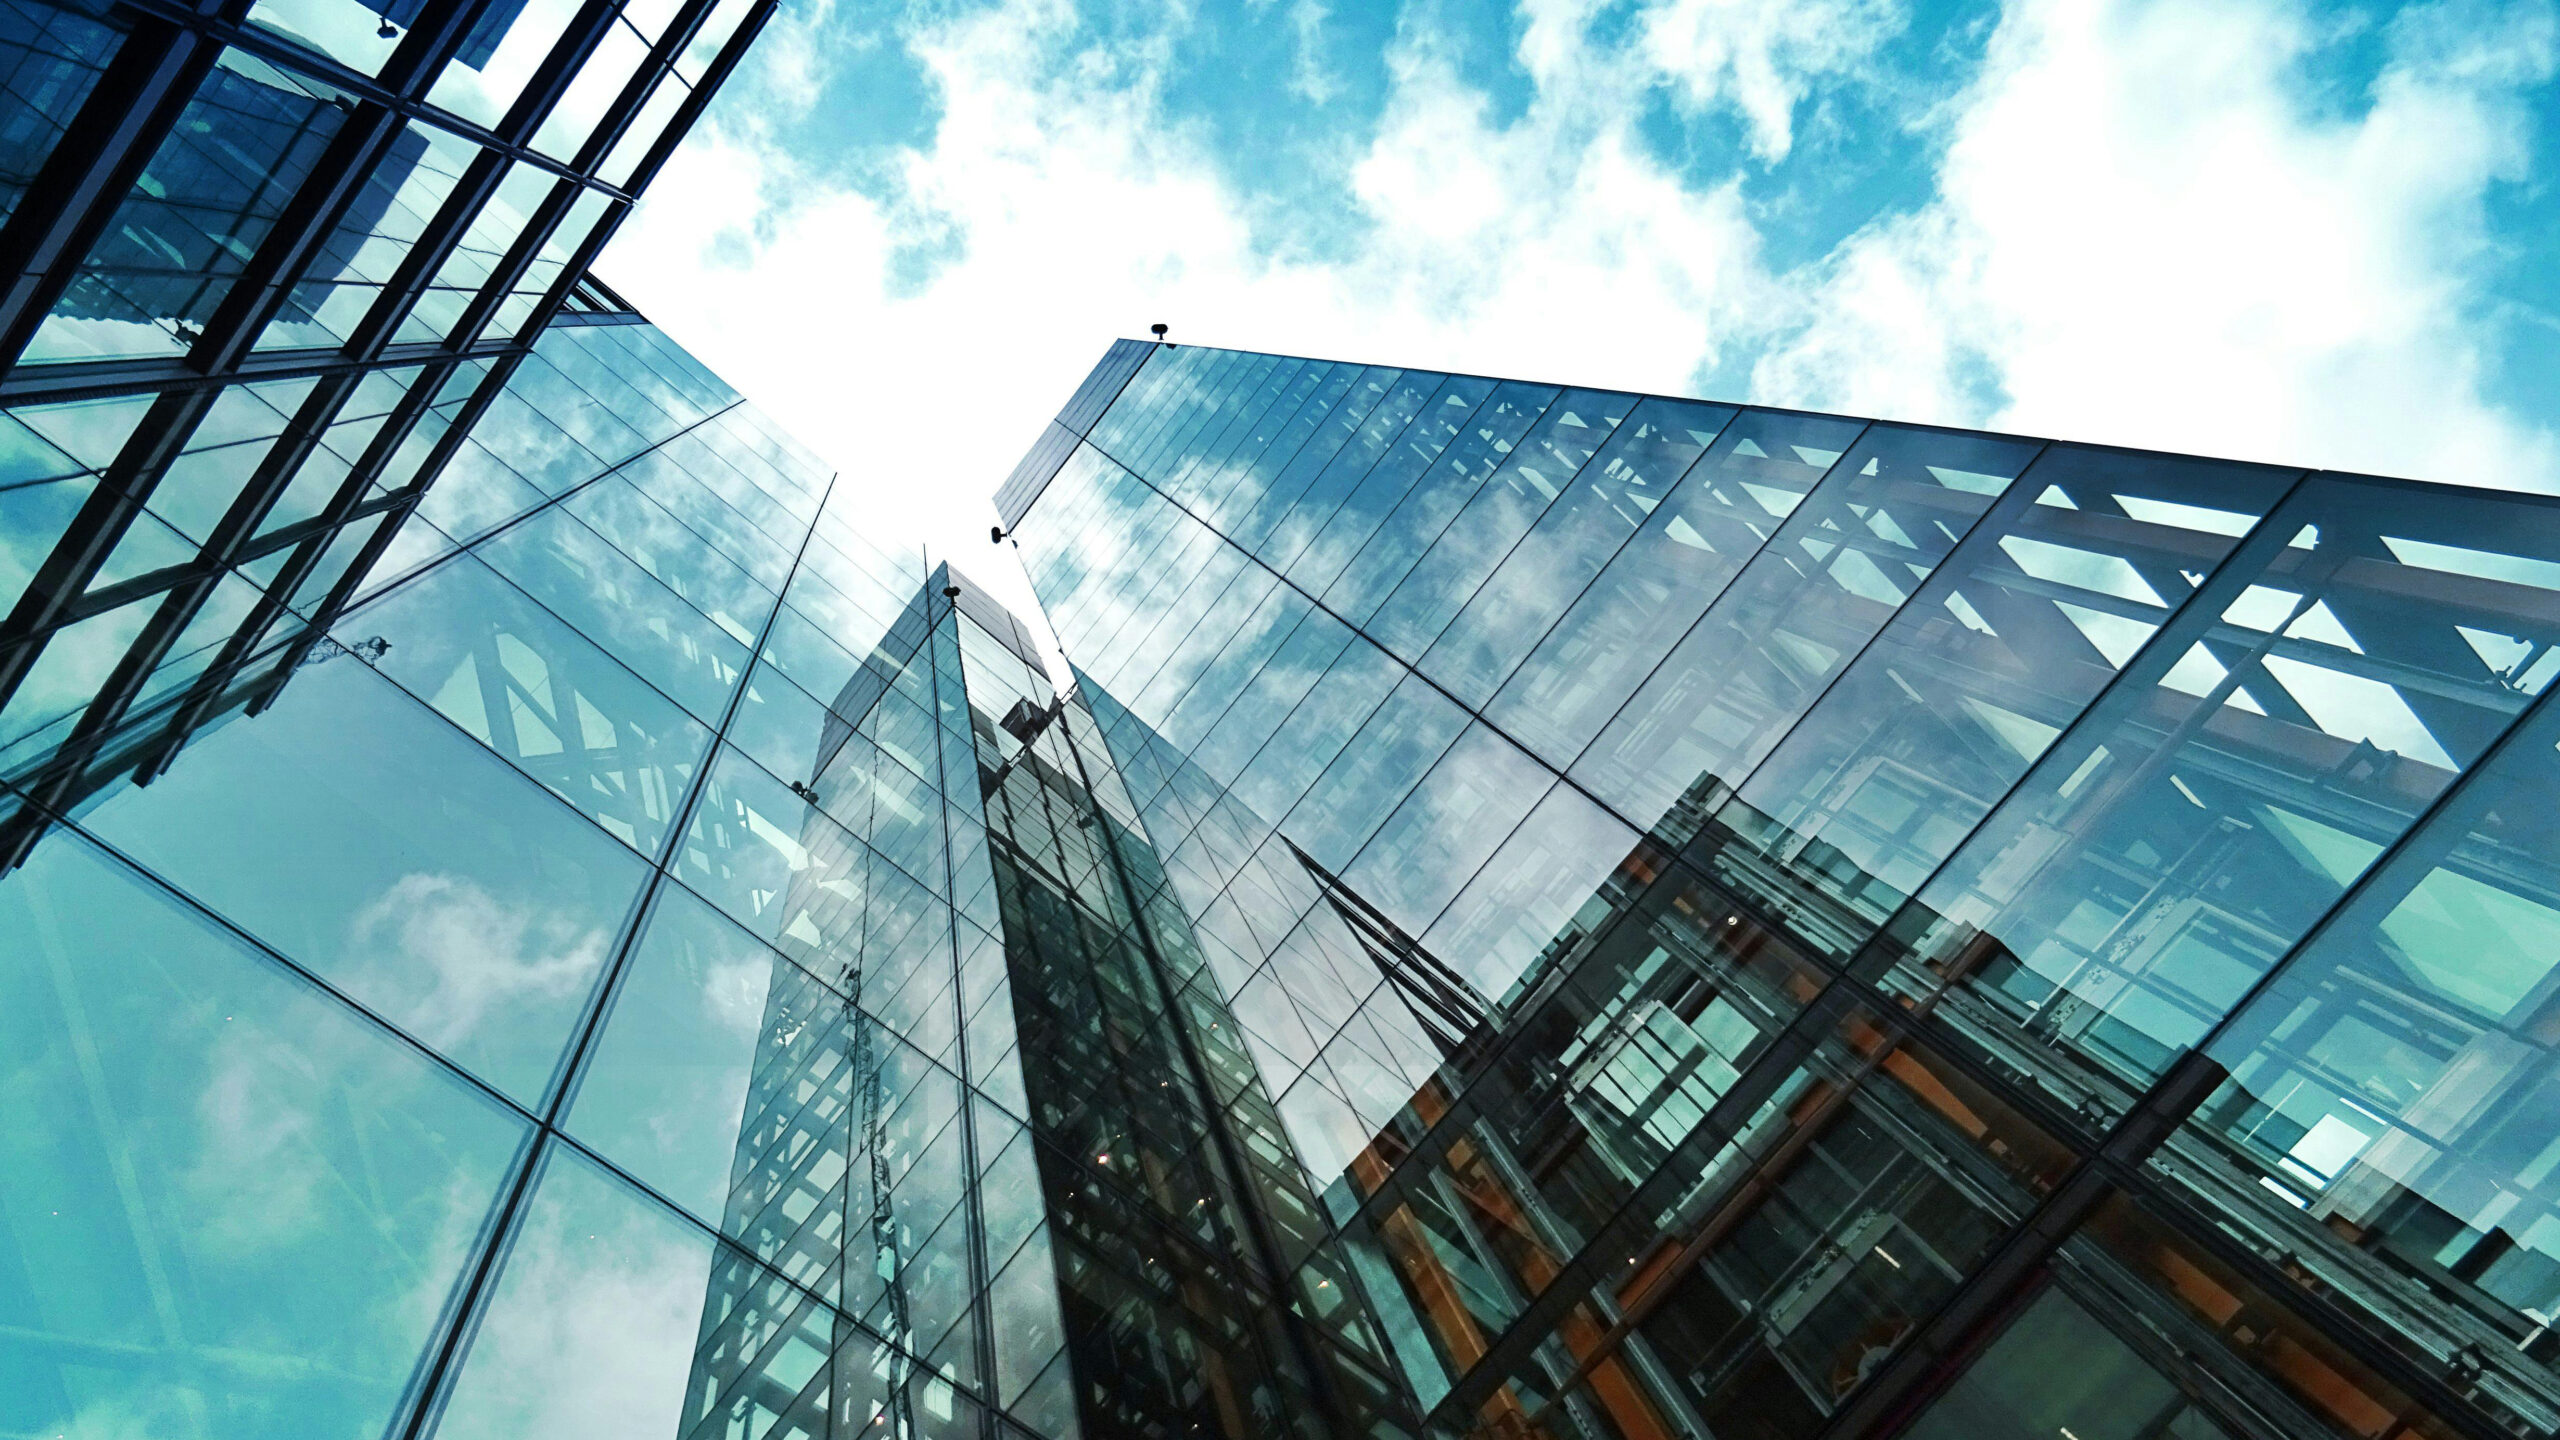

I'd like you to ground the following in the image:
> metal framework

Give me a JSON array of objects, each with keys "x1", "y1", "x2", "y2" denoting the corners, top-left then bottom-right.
[{"x1": 0, "y1": 0, "x2": 775, "y2": 858}]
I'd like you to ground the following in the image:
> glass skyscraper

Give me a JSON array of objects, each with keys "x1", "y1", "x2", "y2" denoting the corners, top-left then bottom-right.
[
  {"x1": 993, "y1": 341, "x2": 2560, "y2": 1440},
  {"x1": 4, "y1": 0, "x2": 2559, "y2": 1433}
]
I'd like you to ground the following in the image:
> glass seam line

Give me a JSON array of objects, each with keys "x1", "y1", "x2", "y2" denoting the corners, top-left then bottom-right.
[
  {"x1": 346, "y1": 391, "x2": 754, "y2": 620},
  {"x1": 1322, "y1": 463, "x2": 2315, "y2": 1245},
  {"x1": 86, "y1": 0, "x2": 635, "y2": 198},
  {"x1": 387, "y1": 457, "x2": 841, "y2": 1440},
  {"x1": 924, "y1": 580, "x2": 1004, "y2": 1427}
]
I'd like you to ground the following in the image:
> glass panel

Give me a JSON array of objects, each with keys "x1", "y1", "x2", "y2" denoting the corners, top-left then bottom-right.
[
  {"x1": 414, "y1": 436, "x2": 552, "y2": 545},
  {"x1": 75, "y1": 656, "x2": 649, "y2": 1104},
  {"x1": 427, "y1": 0, "x2": 592, "y2": 129},
  {"x1": 428, "y1": 1143, "x2": 837, "y2": 1439},
  {"x1": 0, "y1": 473, "x2": 95, "y2": 613},
  {"x1": 1340, "y1": 721, "x2": 1554, "y2": 940},
  {"x1": 0, "y1": 0, "x2": 120, "y2": 226},
  {"x1": 256, "y1": 120, "x2": 478, "y2": 350},
  {"x1": 1895, "y1": 475, "x2": 2555, "y2": 1092},
  {"x1": 1317, "y1": 380, "x2": 1556, "y2": 626},
  {"x1": 1570, "y1": 422, "x2": 2045, "y2": 836},
  {"x1": 473, "y1": 504, "x2": 753, "y2": 724},
  {"x1": 0, "y1": 593, "x2": 149, "y2": 755},
  {"x1": 1724, "y1": 446, "x2": 2296, "y2": 923},
  {"x1": 1422, "y1": 395, "x2": 1740, "y2": 710},
  {"x1": 1279, "y1": 665, "x2": 1470, "y2": 875},
  {"x1": 0, "y1": 828, "x2": 526, "y2": 1440},
  {"x1": 1898, "y1": 1287, "x2": 2226, "y2": 1440},
  {"x1": 1364, "y1": 387, "x2": 1634, "y2": 663},
  {"x1": 567, "y1": 882, "x2": 843, "y2": 1228},
  {"x1": 244, "y1": 0, "x2": 414, "y2": 75},
  {"x1": 464, "y1": 387, "x2": 607, "y2": 496},
  {"x1": 345, "y1": 553, "x2": 715, "y2": 854},
  {"x1": 1418, "y1": 779, "x2": 1641, "y2": 1002},
  {"x1": 31, "y1": 51, "x2": 346, "y2": 364},
  {"x1": 530, "y1": 16, "x2": 649, "y2": 160}
]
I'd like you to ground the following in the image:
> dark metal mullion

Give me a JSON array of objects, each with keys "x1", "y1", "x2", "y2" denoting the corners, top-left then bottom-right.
[
  {"x1": 0, "y1": 333, "x2": 532, "y2": 405},
  {"x1": 1801, "y1": 1049, "x2": 2229, "y2": 1440},
  {"x1": 614, "y1": 0, "x2": 772, "y2": 194},
  {"x1": 352, "y1": 0, "x2": 626, "y2": 356},
  {"x1": 393, "y1": 460, "x2": 837, "y2": 1440},
  {"x1": 500, "y1": 0, "x2": 776, "y2": 345},
  {"x1": 0, "y1": 0, "x2": 236, "y2": 373},
  {"x1": 0, "y1": 373, "x2": 363, "y2": 839},
  {"x1": 340, "y1": 144, "x2": 512, "y2": 357},
  {"x1": 0, "y1": 387, "x2": 217, "y2": 700},
  {"x1": 136, "y1": 358, "x2": 471, "y2": 777},
  {"x1": 187, "y1": 103, "x2": 413, "y2": 371},
  {"x1": 563, "y1": 0, "x2": 719, "y2": 177},
  {"x1": 246, "y1": 351, "x2": 529, "y2": 695},
  {"x1": 927, "y1": 598, "x2": 1003, "y2": 1434}
]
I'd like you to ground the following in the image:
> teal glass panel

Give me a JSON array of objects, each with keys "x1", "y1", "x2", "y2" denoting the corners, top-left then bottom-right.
[
  {"x1": 1477, "y1": 405, "x2": 1862, "y2": 761},
  {"x1": 1893, "y1": 475, "x2": 2554, "y2": 1090},
  {"x1": 31, "y1": 50, "x2": 346, "y2": 364},
  {"x1": 1318, "y1": 380, "x2": 1555, "y2": 626},
  {"x1": 1419, "y1": 395, "x2": 1740, "y2": 710},
  {"x1": 567, "y1": 882, "x2": 845, "y2": 1231},
  {"x1": 0, "y1": 830, "x2": 525, "y2": 1440},
  {"x1": 561, "y1": 468, "x2": 777, "y2": 646},
  {"x1": 672, "y1": 742, "x2": 873, "y2": 979},
  {"x1": 75, "y1": 657, "x2": 648, "y2": 1104},
  {"x1": 1565, "y1": 424, "x2": 2049, "y2": 836},
  {"x1": 1364, "y1": 387, "x2": 1634, "y2": 663},
  {"x1": 1281, "y1": 667, "x2": 1470, "y2": 875},
  {"x1": 344, "y1": 554, "x2": 714, "y2": 855},
  {"x1": 1339, "y1": 721, "x2": 1554, "y2": 940},
  {"x1": 0, "y1": 473, "x2": 95, "y2": 613},
  {"x1": 428, "y1": 1143, "x2": 835, "y2": 1440},
  {"x1": 474, "y1": 505, "x2": 753, "y2": 725}
]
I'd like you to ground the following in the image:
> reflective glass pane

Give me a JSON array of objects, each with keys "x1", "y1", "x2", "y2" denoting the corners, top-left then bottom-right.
[
  {"x1": 474, "y1": 504, "x2": 753, "y2": 723},
  {"x1": 568, "y1": 882, "x2": 845, "y2": 1229},
  {"x1": 32, "y1": 51, "x2": 345, "y2": 364},
  {"x1": 0, "y1": 829, "x2": 525, "y2": 1440},
  {"x1": 76, "y1": 657, "x2": 648, "y2": 1103},
  {"x1": 345, "y1": 553, "x2": 714, "y2": 853},
  {"x1": 429, "y1": 1143, "x2": 837, "y2": 1439},
  {"x1": 1422, "y1": 395, "x2": 1740, "y2": 710}
]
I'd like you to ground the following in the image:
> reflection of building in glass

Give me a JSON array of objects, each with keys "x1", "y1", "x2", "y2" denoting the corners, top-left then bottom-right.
[
  {"x1": 9, "y1": 0, "x2": 2560, "y2": 1428},
  {"x1": 950, "y1": 566, "x2": 1412, "y2": 1438},
  {"x1": 996, "y1": 339, "x2": 2560, "y2": 1440}
]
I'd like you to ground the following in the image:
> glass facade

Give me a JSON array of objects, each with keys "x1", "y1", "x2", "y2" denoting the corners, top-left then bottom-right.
[
  {"x1": 0, "y1": 1, "x2": 1097, "y2": 1438},
  {"x1": 997, "y1": 339, "x2": 2560, "y2": 1440},
  {"x1": 7, "y1": 0, "x2": 2560, "y2": 1431}
]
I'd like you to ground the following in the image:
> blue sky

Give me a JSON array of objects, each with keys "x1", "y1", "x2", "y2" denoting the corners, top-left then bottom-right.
[{"x1": 602, "y1": 0, "x2": 2560, "y2": 632}]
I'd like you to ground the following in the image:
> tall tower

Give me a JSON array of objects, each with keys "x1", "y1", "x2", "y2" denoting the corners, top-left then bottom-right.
[{"x1": 993, "y1": 338, "x2": 2560, "y2": 1440}]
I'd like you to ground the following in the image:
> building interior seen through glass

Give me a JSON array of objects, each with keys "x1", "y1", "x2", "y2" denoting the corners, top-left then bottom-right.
[{"x1": 2, "y1": 0, "x2": 2559, "y2": 1435}]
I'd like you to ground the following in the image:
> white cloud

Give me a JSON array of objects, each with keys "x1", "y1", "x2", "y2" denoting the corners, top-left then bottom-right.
[
  {"x1": 349, "y1": 871, "x2": 609, "y2": 1053},
  {"x1": 1637, "y1": 0, "x2": 1909, "y2": 161},
  {"x1": 1757, "y1": 0, "x2": 2560, "y2": 490},
  {"x1": 609, "y1": 0, "x2": 2560, "y2": 677},
  {"x1": 607, "y1": 0, "x2": 1782, "y2": 658}
]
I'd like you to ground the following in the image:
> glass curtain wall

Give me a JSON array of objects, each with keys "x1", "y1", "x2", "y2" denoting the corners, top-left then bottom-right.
[
  {"x1": 997, "y1": 338, "x2": 2560, "y2": 1440},
  {"x1": 943, "y1": 564, "x2": 1420, "y2": 1440},
  {"x1": 0, "y1": 318, "x2": 1082, "y2": 1440},
  {"x1": 0, "y1": 0, "x2": 770, "y2": 849}
]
